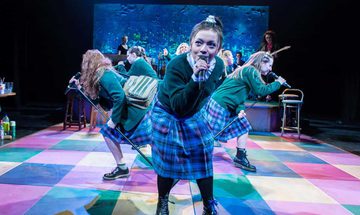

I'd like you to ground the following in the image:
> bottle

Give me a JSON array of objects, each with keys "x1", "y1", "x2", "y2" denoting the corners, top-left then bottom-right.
[
  {"x1": 2, "y1": 115, "x2": 9, "y2": 135},
  {"x1": 10, "y1": 121, "x2": 16, "y2": 138}
]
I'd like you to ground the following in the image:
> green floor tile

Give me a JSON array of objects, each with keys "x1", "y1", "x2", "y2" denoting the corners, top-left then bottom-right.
[
  {"x1": 0, "y1": 147, "x2": 43, "y2": 162},
  {"x1": 51, "y1": 140, "x2": 102, "y2": 151},
  {"x1": 87, "y1": 190, "x2": 121, "y2": 215},
  {"x1": 343, "y1": 204, "x2": 360, "y2": 215},
  {"x1": 214, "y1": 174, "x2": 263, "y2": 200}
]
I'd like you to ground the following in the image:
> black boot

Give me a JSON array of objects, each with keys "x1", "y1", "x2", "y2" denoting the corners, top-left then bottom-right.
[
  {"x1": 155, "y1": 194, "x2": 169, "y2": 215},
  {"x1": 233, "y1": 148, "x2": 256, "y2": 172},
  {"x1": 202, "y1": 199, "x2": 218, "y2": 215}
]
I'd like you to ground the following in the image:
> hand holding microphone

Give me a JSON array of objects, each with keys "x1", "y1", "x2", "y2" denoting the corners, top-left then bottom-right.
[
  {"x1": 268, "y1": 72, "x2": 291, "y2": 88},
  {"x1": 196, "y1": 55, "x2": 209, "y2": 89},
  {"x1": 65, "y1": 72, "x2": 81, "y2": 95},
  {"x1": 68, "y1": 72, "x2": 81, "y2": 88}
]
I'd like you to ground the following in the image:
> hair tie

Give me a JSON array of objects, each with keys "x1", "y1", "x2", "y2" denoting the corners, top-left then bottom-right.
[{"x1": 205, "y1": 15, "x2": 216, "y2": 23}]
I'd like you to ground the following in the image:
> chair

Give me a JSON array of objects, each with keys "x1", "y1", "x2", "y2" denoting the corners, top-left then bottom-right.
[
  {"x1": 279, "y1": 89, "x2": 304, "y2": 138},
  {"x1": 63, "y1": 89, "x2": 87, "y2": 130}
]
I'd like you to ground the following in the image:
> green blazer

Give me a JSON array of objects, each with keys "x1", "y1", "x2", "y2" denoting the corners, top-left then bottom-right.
[
  {"x1": 98, "y1": 69, "x2": 151, "y2": 131},
  {"x1": 128, "y1": 58, "x2": 158, "y2": 78},
  {"x1": 212, "y1": 66, "x2": 281, "y2": 114}
]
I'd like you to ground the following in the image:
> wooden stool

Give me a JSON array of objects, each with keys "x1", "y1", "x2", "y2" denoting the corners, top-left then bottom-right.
[{"x1": 63, "y1": 90, "x2": 87, "y2": 130}]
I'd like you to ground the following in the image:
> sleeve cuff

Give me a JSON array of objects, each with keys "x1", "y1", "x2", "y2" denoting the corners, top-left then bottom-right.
[{"x1": 192, "y1": 73, "x2": 201, "y2": 82}]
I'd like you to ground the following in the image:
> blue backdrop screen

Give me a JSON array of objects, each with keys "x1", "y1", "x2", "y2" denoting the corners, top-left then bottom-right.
[{"x1": 94, "y1": 4, "x2": 269, "y2": 62}]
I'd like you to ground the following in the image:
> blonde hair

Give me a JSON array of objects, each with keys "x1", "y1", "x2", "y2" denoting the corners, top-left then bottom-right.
[
  {"x1": 175, "y1": 43, "x2": 190, "y2": 55},
  {"x1": 220, "y1": 50, "x2": 233, "y2": 65},
  {"x1": 227, "y1": 51, "x2": 273, "y2": 83},
  {"x1": 80, "y1": 49, "x2": 115, "y2": 99},
  {"x1": 219, "y1": 50, "x2": 233, "y2": 76}
]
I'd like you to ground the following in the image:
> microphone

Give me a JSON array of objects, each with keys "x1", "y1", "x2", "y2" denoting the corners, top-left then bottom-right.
[
  {"x1": 198, "y1": 55, "x2": 209, "y2": 90},
  {"x1": 268, "y1": 72, "x2": 291, "y2": 88},
  {"x1": 64, "y1": 72, "x2": 81, "y2": 95}
]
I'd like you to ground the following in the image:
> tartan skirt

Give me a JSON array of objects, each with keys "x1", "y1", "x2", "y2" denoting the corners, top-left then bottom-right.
[
  {"x1": 100, "y1": 110, "x2": 152, "y2": 146},
  {"x1": 201, "y1": 98, "x2": 252, "y2": 142},
  {"x1": 151, "y1": 101, "x2": 214, "y2": 180}
]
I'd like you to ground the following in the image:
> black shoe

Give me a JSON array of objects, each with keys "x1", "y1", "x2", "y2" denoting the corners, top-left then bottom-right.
[
  {"x1": 233, "y1": 151, "x2": 257, "y2": 172},
  {"x1": 103, "y1": 166, "x2": 130, "y2": 180},
  {"x1": 203, "y1": 199, "x2": 218, "y2": 215},
  {"x1": 155, "y1": 194, "x2": 169, "y2": 215}
]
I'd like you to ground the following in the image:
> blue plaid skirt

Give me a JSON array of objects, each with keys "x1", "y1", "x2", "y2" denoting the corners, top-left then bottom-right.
[
  {"x1": 151, "y1": 101, "x2": 214, "y2": 180},
  {"x1": 201, "y1": 98, "x2": 252, "y2": 142},
  {"x1": 100, "y1": 110, "x2": 152, "y2": 146}
]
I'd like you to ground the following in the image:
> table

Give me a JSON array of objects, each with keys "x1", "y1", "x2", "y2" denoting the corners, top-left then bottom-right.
[
  {"x1": 245, "y1": 101, "x2": 281, "y2": 132},
  {"x1": 0, "y1": 92, "x2": 16, "y2": 98},
  {"x1": 0, "y1": 92, "x2": 16, "y2": 112}
]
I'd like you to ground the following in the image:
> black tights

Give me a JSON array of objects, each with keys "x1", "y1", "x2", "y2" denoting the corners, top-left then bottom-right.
[{"x1": 157, "y1": 175, "x2": 213, "y2": 201}]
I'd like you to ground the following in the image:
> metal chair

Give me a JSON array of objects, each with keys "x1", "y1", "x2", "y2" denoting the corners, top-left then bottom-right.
[{"x1": 279, "y1": 89, "x2": 304, "y2": 138}]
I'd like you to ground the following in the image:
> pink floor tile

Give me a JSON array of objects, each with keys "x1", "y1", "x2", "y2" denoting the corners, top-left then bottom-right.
[
  {"x1": 223, "y1": 138, "x2": 262, "y2": 149},
  {"x1": 5, "y1": 136, "x2": 62, "y2": 149},
  {"x1": 169, "y1": 180, "x2": 192, "y2": 195},
  {"x1": 58, "y1": 165, "x2": 127, "y2": 191},
  {"x1": 309, "y1": 179, "x2": 360, "y2": 205},
  {"x1": 267, "y1": 200, "x2": 353, "y2": 215},
  {"x1": 285, "y1": 162, "x2": 358, "y2": 181},
  {"x1": 0, "y1": 184, "x2": 52, "y2": 215},
  {"x1": 26, "y1": 149, "x2": 89, "y2": 165},
  {"x1": 30, "y1": 129, "x2": 75, "y2": 140},
  {"x1": 311, "y1": 152, "x2": 360, "y2": 165},
  {"x1": 121, "y1": 169, "x2": 158, "y2": 194},
  {"x1": 213, "y1": 153, "x2": 244, "y2": 175}
]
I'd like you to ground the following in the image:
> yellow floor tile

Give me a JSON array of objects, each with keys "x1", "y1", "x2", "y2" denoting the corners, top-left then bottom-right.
[{"x1": 246, "y1": 176, "x2": 337, "y2": 204}]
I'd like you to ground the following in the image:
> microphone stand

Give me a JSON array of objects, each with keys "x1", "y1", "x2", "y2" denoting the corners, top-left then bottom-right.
[
  {"x1": 209, "y1": 72, "x2": 288, "y2": 143},
  {"x1": 67, "y1": 85, "x2": 153, "y2": 167},
  {"x1": 208, "y1": 100, "x2": 258, "y2": 143},
  {"x1": 66, "y1": 75, "x2": 181, "y2": 195},
  {"x1": 73, "y1": 85, "x2": 185, "y2": 190}
]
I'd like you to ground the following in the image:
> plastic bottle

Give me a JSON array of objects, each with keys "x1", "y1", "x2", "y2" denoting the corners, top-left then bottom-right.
[
  {"x1": 2, "y1": 115, "x2": 9, "y2": 135},
  {"x1": 10, "y1": 121, "x2": 16, "y2": 138}
]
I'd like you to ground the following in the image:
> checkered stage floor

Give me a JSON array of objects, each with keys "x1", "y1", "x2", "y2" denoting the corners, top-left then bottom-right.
[{"x1": 0, "y1": 123, "x2": 359, "y2": 215}]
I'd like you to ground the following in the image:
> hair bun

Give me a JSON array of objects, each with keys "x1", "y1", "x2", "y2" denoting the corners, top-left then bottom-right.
[
  {"x1": 205, "y1": 15, "x2": 216, "y2": 23},
  {"x1": 204, "y1": 15, "x2": 223, "y2": 31}
]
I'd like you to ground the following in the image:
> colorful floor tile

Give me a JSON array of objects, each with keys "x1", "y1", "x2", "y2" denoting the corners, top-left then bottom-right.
[{"x1": 0, "y1": 123, "x2": 359, "y2": 215}]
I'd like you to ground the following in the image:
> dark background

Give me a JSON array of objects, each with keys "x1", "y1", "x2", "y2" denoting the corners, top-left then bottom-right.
[{"x1": 1, "y1": 0, "x2": 358, "y2": 124}]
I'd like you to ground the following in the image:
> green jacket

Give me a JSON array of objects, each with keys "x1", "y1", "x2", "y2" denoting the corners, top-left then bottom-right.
[
  {"x1": 212, "y1": 66, "x2": 281, "y2": 114},
  {"x1": 128, "y1": 58, "x2": 157, "y2": 78},
  {"x1": 157, "y1": 53, "x2": 224, "y2": 117},
  {"x1": 114, "y1": 58, "x2": 157, "y2": 79},
  {"x1": 98, "y1": 70, "x2": 151, "y2": 131}
]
